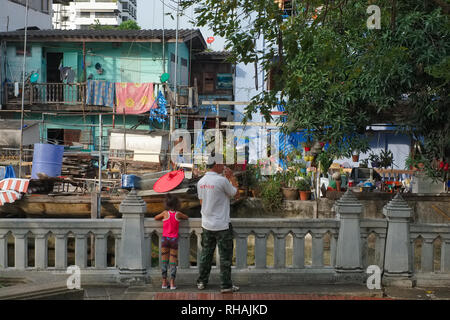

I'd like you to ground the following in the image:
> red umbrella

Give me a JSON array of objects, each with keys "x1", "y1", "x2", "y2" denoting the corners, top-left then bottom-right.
[{"x1": 153, "y1": 170, "x2": 185, "y2": 193}]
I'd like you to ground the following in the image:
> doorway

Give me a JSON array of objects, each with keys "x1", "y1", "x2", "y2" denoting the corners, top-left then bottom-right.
[{"x1": 47, "y1": 52, "x2": 63, "y2": 83}]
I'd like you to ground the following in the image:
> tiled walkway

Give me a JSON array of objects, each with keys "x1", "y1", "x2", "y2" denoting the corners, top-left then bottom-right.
[{"x1": 154, "y1": 292, "x2": 393, "y2": 300}]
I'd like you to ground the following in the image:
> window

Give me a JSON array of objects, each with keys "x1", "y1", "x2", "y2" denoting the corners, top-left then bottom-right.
[
  {"x1": 203, "y1": 72, "x2": 215, "y2": 93},
  {"x1": 181, "y1": 58, "x2": 188, "y2": 67},
  {"x1": 16, "y1": 45, "x2": 31, "y2": 57},
  {"x1": 79, "y1": 11, "x2": 91, "y2": 18},
  {"x1": 95, "y1": 12, "x2": 116, "y2": 18}
]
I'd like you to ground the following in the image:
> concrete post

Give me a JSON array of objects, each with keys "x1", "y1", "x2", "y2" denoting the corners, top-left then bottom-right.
[
  {"x1": 382, "y1": 193, "x2": 415, "y2": 287},
  {"x1": 116, "y1": 189, "x2": 150, "y2": 286},
  {"x1": 335, "y1": 190, "x2": 364, "y2": 279}
]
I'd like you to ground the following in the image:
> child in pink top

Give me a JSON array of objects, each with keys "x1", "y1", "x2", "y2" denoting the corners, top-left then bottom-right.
[{"x1": 154, "y1": 193, "x2": 188, "y2": 290}]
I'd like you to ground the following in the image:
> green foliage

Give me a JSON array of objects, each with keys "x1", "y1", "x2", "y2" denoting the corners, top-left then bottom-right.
[
  {"x1": 316, "y1": 149, "x2": 334, "y2": 175},
  {"x1": 260, "y1": 176, "x2": 283, "y2": 212},
  {"x1": 90, "y1": 19, "x2": 141, "y2": 30},
  {"x1": 183, "y1": 0, "x2": 450, "y2": 178},
  {"x1": 296, "y1": 178, "x2": 311, "y2": 192},
  {"x1": 117, "y1": 20, "x2": 141, "y2": 30},
  {"x1": 379, "y1": 149, "x2": 394, "y2": 168}
]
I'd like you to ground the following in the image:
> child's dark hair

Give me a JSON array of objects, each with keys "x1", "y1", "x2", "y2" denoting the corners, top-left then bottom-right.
[{"x1": 164, "y1": 193, "x2": 180, "y2": 211}]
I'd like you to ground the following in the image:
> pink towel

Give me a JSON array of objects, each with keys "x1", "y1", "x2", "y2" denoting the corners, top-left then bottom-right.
[{"x1": 115, "y1": 83, "x2": 156, "y2": 114}]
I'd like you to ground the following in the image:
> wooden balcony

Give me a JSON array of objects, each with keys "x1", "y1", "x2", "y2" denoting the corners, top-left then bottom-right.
[{"x1": 2, "y1": 82, "x2": 198, "y2": 112}]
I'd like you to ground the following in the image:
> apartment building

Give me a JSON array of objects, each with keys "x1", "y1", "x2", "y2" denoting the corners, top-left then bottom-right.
[
  {"x1": 1, "y1": 0, "x2": 71, "y2": 31},
  {"x1": 52, "y1": 0, "x2": 137, "y2": 30}
]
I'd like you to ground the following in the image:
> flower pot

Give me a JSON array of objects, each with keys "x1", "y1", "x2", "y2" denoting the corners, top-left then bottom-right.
[
  {"x1": 281, "y1": 187, "x2": 299, "y2": 200},
  {"x1": 250, "y1": 189, "x2": 260, "y2": 198},
  {"x1": 304, "y1": 147, "x2": 311, "y2": 152},
  {"x1": 352, "y1": 154, "x2": 359, "y2": 162},
  {"x1": 299, "y1": 190, "x2": 311, "y2": 201}
]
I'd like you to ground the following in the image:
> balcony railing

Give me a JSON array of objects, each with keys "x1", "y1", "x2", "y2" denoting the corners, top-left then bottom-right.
[{"x1": 4, "y1": 82, "x2": 198, "y2": 108}]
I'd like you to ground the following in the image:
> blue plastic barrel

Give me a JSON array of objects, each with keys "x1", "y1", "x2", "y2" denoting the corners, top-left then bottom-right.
[
  {"x1": 121, "y1": 174, "x2": 141, "y2": 189},
  {"x1": 31, "y1": 144, "x2": 64, "y2": 179}
]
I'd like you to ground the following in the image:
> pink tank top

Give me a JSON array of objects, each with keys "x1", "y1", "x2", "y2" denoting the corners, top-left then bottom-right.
[{"x1": 162, "y1": 210, "x2": 180, "y2": 238}]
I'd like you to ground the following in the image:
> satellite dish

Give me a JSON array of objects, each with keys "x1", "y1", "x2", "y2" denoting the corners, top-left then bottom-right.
[{"x1": 160, "y1": 73, "x2": 170, "y2": 83}]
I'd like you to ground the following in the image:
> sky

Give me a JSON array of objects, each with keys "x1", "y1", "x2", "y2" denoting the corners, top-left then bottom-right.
[{"x1": 136, "y1": 0, "x2": 226, "y2": 51}]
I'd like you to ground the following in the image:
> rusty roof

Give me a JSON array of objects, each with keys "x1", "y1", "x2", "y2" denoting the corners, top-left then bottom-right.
[{"x1": 0, "y1": 29, "x2": 207, "y2": 50}]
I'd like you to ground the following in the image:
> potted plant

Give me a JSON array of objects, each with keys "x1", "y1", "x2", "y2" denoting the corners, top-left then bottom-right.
[
  {"x1": 316, "y1": 149, "x2": 334, "y2": 176},
  {"x1": 296, "y1": 178, "x2": 311, "y2": 200},
  {"x1": 244, "y1": 164, "x2": 260, "y2": 197},
  {"x1": 349, "y1": 136, "x2": 369, "y2": 162},
  {"x1": 369, "y1": 152, "x2": 381, "y2": 168},
  {"x1": 359, "y1": 158, "x2": 369, "y2": 168},
  {"x1": 280, "y1": 170, "x2": 298, "y2": 200},
  {"x1": 302, "y1": 138, "x2": 312, "y2": 152},
  {"x1": 260, "y1": 176, "x2": 283, "y2": 212},
  {"x1": 379, "y1": 149, "x2": 394, "y2": 169}
]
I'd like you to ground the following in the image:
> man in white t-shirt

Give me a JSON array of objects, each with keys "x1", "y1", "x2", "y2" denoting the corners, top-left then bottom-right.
[{"x1": 196, "y1": 157, "x2": 239, "y2": 293}]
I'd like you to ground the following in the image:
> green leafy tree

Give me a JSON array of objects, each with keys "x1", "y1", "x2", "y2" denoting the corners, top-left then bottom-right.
[
  {"x1": 90, "y1": 19, "x2": 141, "y2": 30},
  {"x1": 182, "y1": 0, "x2": 449, "y2": 177}
]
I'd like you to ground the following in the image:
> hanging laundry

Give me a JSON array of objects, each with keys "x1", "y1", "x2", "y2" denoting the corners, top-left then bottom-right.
[
  {"x1": 115, "y1": 83, "x2": 155, "y2": 114},
  {"x1": 5, "y1": 165, "x2": 16, "y2": 179},
  {"x1": 86, "y1": 80, "x2": 115, "y2": 107},
  {"x1": 149, "y1": 91, "x2": 168, "y2": 125},
  {"x1": 14, "y1": 82, "x2": 19, "y2": 97},
  {"x1": 60, "y1": 66, "x2": 75, "y2": 83}
]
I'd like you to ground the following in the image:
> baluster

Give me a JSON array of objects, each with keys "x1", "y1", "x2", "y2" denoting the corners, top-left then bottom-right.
[
  {"x1": 292, "y1": 232, "x2": 305, "y2": 269},
  {"x1": 375, "y1": 234, "x2": 386, "y2": 270},
  {"x1": 443, "y1": 238, "x2": 450, "y2": 273},
  {"x1": 55, "y1": 234, "x2": 67, "y2": 269},
  {"x1": 35, "y1": 233, "x2": 48, "y2": 270},
  {"x1": 215, "y1": 247, "x2": 220, "y2": 268},
  {"x1": 95, "y1": 233, "x2": 107, "y2": 269},
  {"x1": 114, "y1": 233, "x2": 121, "y2": 268},
  {"x1": 312, "y1": 233, "x2": 324, "y2": 268},
  {"x1": 14, "y1": 232, "x2": 28, "y2": 269},
  {"x1": 273, "y1": 232, "x2": 286, "y2": 269},
  {"x1": 75, "y1": 234, "x2": 87, "y2": 269},
  {"x1": 235, "y1": 232, "x2": 248, "y2": 269},
  {"x1": 158, "y1": 232, "x2": 162, "y2": 269},
  {"x1": 144, "y1": 233, "x2": 151, "y2": 269},
  {"x1": 178, "y1": 231, "x2": 190, "y2": 269},
  {"x1": 0, "y1": 233, "x2": 7, "y2": 269},
  {"x1": 254, "y1": 232, "x2": 267, "y2": 268},
  {"x1": 361, "y1": 233, "x2": 368, "y2": 269},
  {"x1": 330, "y1": 233, "x2": 338, "y2": 267},
  {"x1": 196, "y1": 230, "x2": 202, "y2": 267},
  {"x1": 421, "y1": 237, "x2": 434, "y2": 272}
]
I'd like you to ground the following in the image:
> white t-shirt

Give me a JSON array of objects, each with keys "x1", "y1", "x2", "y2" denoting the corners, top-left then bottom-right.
[{"x1": 197, "y1": 171, "x2": 237, "y2": 231}]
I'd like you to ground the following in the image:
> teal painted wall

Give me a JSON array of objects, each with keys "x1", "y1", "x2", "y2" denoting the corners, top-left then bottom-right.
[
  {"x1": 5, "y1": 41, "x2": 191, "y2": 85},
  {"x1": 5, "y1": 45, "x2": 43, "y2": 82}
]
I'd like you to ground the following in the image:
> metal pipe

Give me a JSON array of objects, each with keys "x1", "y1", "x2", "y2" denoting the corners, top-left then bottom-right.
[{"x1": 19, "y1": 0, "x2": 29, "y2": 178}]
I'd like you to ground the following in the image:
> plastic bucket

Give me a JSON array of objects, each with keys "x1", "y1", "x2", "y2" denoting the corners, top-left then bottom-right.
[
  {"x1": 31, "y1": 144, "x2": 64, "y2": 179},
  {"x1": 121, "y1": 174, "x2": 140, "y2": 189}
]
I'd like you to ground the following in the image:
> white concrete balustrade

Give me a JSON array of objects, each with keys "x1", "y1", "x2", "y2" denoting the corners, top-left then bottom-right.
[
  {"x1": 0, "y1": 190, "x2": 449, "y2": 287},
  {"x1": 0, "y1": 217, "x2": 423, "y2": 273}
]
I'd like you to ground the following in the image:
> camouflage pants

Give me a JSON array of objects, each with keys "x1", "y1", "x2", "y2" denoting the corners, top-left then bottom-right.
[{"x1": 197, "y1": 224, "x2": 234, "y2": 289}]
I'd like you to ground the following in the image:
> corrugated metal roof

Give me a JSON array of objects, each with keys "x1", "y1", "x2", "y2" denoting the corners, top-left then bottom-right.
[{"x1": 0, "y1": 29, "x2": 207, "y2": 50}]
